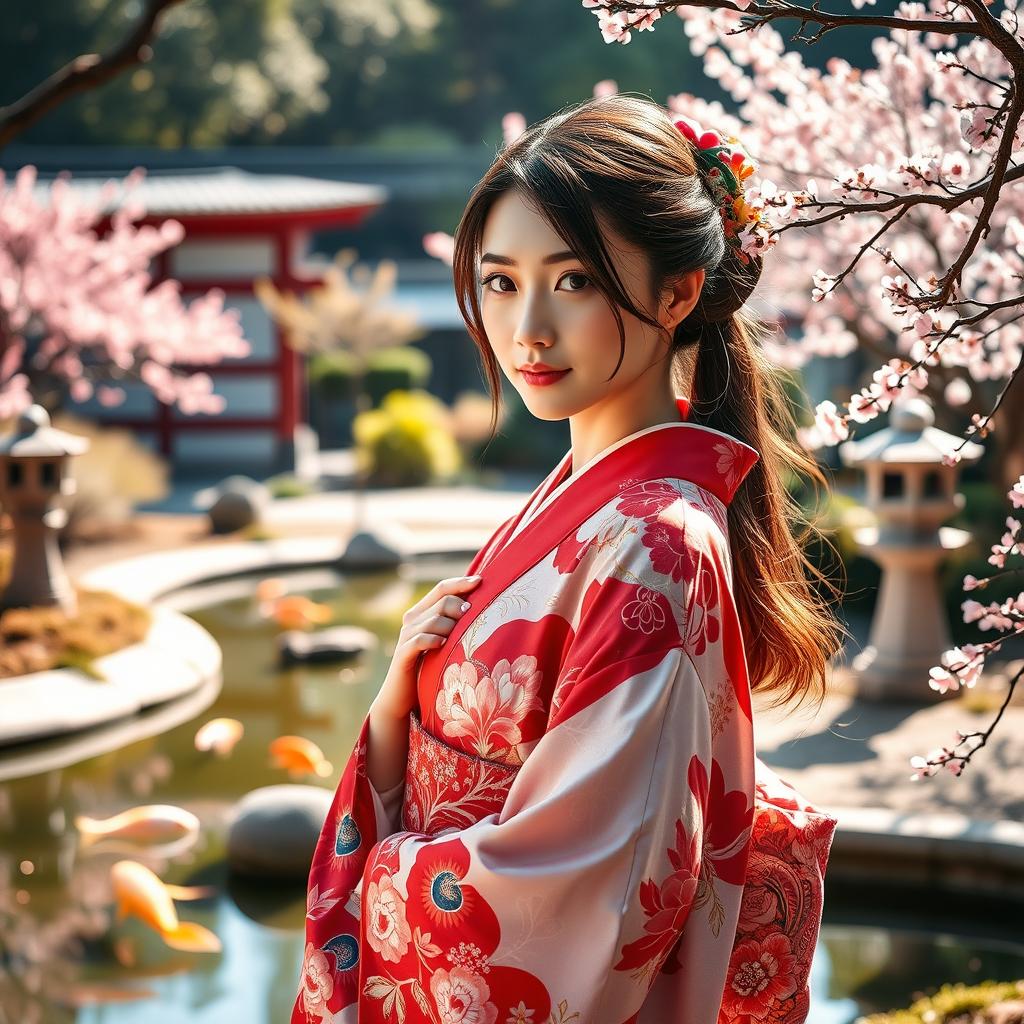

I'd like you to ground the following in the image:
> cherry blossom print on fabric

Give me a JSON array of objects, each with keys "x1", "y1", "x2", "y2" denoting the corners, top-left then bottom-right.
[{"x1": 401, "y1": 710, "x2": 518, "y2": 835}]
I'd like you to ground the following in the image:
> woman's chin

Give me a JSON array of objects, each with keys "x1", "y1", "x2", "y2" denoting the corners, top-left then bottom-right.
[{"x1": 520, "y1": 394, "x2": 575, "y2": 421}]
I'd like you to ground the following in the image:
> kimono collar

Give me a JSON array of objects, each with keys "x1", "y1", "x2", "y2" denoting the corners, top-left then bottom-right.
[
  {"x1": 548, "y1": 395, "x2": 760, "y2": 510},
  {"x1": 420, "y1": 397, "x2": 760, "y2": 682}
]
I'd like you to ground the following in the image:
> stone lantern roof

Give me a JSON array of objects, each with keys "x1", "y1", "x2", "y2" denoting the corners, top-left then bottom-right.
[
  {"x1": 0, "y1": 407, "x2": 90, "y2": 459},
  {"x1": 839, "y1": 399, "x2": 983, "y2": 467}
]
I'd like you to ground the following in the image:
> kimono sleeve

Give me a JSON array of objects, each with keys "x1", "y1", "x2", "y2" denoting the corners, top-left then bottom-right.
[{"x1": 295, "y1": 640, "x2": 751, "y2": 1024}]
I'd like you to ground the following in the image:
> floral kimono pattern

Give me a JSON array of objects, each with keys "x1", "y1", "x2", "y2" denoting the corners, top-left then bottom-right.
[{"x1": 294, "y1": 396, "x2": 837, "y2": 1024}]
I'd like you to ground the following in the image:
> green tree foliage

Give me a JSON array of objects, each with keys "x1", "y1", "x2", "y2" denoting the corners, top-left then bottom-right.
[{"x1": 3, "y1": 0, "x2": 712, "y2": 147}]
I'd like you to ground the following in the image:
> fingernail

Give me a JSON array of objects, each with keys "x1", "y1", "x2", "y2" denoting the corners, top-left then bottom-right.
[
  {"x1": 467, "y1": 575, "x2": 482, "y2": 581},
  {"x1": 461, "y1": 602, "x2": 471, "y2": 612}
]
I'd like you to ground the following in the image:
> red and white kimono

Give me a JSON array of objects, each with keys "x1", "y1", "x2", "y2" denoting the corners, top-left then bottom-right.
[{"x1": 294, "y1": 396, "x2": 837, "y2": 1024}]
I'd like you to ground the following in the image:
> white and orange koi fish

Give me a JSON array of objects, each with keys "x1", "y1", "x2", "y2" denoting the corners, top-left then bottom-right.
[
  {"x1": 194, "y1": 717, "x2": 244, "y2": 757},
  {"x1": 75, "y1": 805, "x2": 200, "y2": 847}
]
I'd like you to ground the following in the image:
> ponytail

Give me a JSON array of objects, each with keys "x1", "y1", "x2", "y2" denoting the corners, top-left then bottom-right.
[{"x1": 685, "y1": 310, "x2": 848, "y2": 712}]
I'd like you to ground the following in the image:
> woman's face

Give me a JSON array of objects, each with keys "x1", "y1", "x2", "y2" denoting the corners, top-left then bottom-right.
[{"x1": 478, "y1": 189, "x2": 702, "y2": 423}]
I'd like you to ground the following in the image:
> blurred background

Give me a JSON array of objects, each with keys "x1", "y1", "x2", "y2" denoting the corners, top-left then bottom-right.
[{"x1": 1, "y1": 4, "x2": 1023, "y2": 1024}]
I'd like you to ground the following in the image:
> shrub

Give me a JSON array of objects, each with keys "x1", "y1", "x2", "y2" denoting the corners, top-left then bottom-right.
[
  {"x1": 264, "y1": 474, "x2": 315, "y2": 499},
  {"x1": 308, "y1": 346, "x2": 433, "y2": 404},
  {"x1": 352, "y1": 389, "x2": 461, "y2": 487},
  {"x1": 49, "y1": 413, "x2": 170, "y2": 547}
]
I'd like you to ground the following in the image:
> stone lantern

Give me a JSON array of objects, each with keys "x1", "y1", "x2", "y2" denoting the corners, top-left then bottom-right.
[
  {"x1": 0, "y1": 405, "x2": 90, "y2": 616},
  {"x1": 838, "y1": 398, "x2": 984, "y2": 701}
]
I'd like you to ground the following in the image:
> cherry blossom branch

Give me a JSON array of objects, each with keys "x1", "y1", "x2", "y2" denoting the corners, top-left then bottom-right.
[
  {"x1": 592, "y1": 0, "x2": 990, "y2": 38},
  {"x1": 0, "y1": 0, "x2": 186, "y2": 150},
  {"x1": 911, "y1": 643, "x2": 1024, "y2": 779}
]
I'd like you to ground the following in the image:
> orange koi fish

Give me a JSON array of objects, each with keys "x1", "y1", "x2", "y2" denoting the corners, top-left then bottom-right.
[
  {"x1": 269, "y1": 596, "x2": 333, "y2": 631},
  {"x1": 110, "y1": 860, "x2": 221, "y2": 954},
  {"x1": 269, "y1": 735, "x2": 333, "y2": 778},
  {"x1": 255, "y1": 577, "x2": 287, "y2": 603}
]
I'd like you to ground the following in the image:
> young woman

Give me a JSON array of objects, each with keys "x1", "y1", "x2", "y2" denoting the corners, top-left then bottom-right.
[{"x1": 294, "y1": 93, "x2": 846, "y2": 1024}]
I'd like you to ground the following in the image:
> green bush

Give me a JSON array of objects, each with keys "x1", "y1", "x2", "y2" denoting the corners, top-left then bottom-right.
[
  {"x1": 856, "y1": 979, "x2": 1024, "y2": 1024},
  {"x1": 353, "y1": 389, "x2": 462, "y2": 487},
  {"x1": 308, "y1": 346, "x2": 433, "y2": 404},
  {"x1": 263, "y1": 474, "x2": 315, "y2": 499}
]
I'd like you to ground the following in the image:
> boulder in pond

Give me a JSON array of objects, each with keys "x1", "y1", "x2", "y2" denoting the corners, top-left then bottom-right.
[
  {"x1": 277, "y1": 625, "x2": 378, "y2": 666},
  {"x1": 226, "y1": 784, "x2": 332, "y2": 879}
]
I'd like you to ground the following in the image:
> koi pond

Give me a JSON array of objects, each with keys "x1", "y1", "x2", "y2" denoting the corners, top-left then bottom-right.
[{"x1": 1, "y1": 564, "x2": 1022, "y2": 1023}]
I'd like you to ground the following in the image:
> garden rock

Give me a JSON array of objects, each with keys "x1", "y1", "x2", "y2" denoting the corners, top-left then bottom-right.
[
  {"x1": 277, "y1": 625, "x2": 378, "y2": 666},
  {"x1": 226, "y1": 784, "x2": 332, "y2": 879},
  {"x1": 202, "y1": 476, "x2": 271, "y2": 534},
  {"x1": 338, "y1": 524, "x2": 410, "y2": 570}
]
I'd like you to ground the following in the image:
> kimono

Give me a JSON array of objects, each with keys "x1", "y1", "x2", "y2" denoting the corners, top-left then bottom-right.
[{"x1": 294, "y1": 395, "x2": 838, "y2": 1024}]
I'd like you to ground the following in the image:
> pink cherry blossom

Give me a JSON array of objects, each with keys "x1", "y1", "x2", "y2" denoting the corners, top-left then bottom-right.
[{"x1": 0, "y1": 166, "x2": 247, "y2": 417}]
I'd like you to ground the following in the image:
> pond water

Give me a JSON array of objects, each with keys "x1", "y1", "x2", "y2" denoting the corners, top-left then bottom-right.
[{"x1": 1, "y1": 566, "x2": 1021, "y2": 1023}]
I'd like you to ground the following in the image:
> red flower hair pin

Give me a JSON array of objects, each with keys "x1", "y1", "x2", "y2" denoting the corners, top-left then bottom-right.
[{"x1": 673, "y1": 115, "x2": 773, "y2": 264}]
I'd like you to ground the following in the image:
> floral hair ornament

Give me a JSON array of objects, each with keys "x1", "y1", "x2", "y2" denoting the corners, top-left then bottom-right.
[{"x1": 673, "y1": 114, "x2": 774, "y2": 265}]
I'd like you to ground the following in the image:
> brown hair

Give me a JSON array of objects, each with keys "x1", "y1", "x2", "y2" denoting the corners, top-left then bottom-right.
[{"x1": 451, "y1": 93, "x2": 847, "y2": 712}]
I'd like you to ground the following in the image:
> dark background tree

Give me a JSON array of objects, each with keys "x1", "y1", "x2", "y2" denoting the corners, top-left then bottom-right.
[{"x1": 2, "y1": 0, "x2": 878, "y2": 150}]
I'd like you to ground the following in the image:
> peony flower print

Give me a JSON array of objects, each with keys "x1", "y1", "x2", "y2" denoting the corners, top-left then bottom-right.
[
  {"x1": 364, "y1": 872, "x2": 412, "y2": 963},
  {"x1": 300, "y1": 942, "x2": 334, "y2": 1019},
  {"x1": 621, "y1": 586, "x2": 668, "y2": 634},
  {"x1": 430, "y1": 966, "x2": 499, "y2": 1024},
  {"x1": 436, "y1": 656, "x2": 542, "y2": 759},
  {"x1": 720, "y1": 933, "x2": 798, "y2": 1020}
]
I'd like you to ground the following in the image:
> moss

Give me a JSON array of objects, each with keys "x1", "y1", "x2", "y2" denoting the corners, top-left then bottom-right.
[
  {"x1": 857, "y1": 980, "x2": 1024, "y2": 1024},
  {"x1": 0, "y1": 588, "x2": 151, "y2": 680}
]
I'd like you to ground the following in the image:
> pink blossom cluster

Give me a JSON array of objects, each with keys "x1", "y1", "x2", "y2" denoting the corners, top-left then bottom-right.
[
  {"x1": 0, "y1": 165, "x2": 249, "y2": 420},
  {"x1": 578, "y1": 0, "x2": 1020, "y2": 449},
  {"x1": 581, "y1": 0, "x2": 667, "y2": 43},
  {"x1": 911, "y1": 476, "x2": 1024, "y2": 777}
]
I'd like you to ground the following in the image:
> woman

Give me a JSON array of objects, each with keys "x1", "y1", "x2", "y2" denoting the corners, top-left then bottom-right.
[{"x1": 294, "y1": 93, "x2": 846, "y2": 1023}]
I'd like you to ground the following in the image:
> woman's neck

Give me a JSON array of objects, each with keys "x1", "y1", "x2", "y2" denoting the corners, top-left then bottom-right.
[{"x1": 568, "y1": 383, "x2": 683, "y2": 477}]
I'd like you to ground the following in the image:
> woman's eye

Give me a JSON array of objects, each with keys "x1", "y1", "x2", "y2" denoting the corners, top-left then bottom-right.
[
  {"x1": 482, "y1": 273, "x2": 515, "y2": 294},
  {"x1": 559, "y1": 272, "x2": 590, "y2": 292}
]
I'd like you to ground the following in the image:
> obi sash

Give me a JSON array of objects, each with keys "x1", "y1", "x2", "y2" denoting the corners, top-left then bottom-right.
[{"x1": 401, "y1": 713, "x2": 837, "y2": 1020}]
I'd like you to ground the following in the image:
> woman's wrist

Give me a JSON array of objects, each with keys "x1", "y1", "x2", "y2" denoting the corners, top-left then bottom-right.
[
  {"x1": 370, "y1": 692, "x2": 411, "y2": 723},
  {"x1": 367, "y1": 698, "x2": 411, "y2": 794}
]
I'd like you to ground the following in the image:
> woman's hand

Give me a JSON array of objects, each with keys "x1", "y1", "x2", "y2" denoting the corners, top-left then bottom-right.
[
  {"x1": 373, "y1": 573, "x2": 483, "y2": 721},
  {"x1": 367, "y1": 574, "x2": 483, "y2": 794}
]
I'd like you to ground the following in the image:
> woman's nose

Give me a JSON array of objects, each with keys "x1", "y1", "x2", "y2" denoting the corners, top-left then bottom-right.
[{"x1": 512, "y1": 300, "x2": 555, "y2": 348}]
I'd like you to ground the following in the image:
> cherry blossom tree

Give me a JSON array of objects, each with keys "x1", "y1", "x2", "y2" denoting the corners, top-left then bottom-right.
[
  {"x1": 427, "y1": 0, "x2": 1024, "y2": 776},
  {"x1": 589, "y1": 0, "x2": 1024, "y2": 780},
  {"x1": 0, "y1": 164, "x2": 248, "y2": 421}
]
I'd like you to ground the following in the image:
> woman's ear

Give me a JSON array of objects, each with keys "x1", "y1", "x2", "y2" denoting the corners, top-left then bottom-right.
[{"x1": 660, "y1": 269, "x2": 705, "y2": 332}]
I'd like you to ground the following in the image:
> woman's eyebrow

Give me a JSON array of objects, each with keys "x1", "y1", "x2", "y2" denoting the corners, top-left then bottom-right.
[{"x1": 480, "y1": 250, "x2": 577, "y2": 267}]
